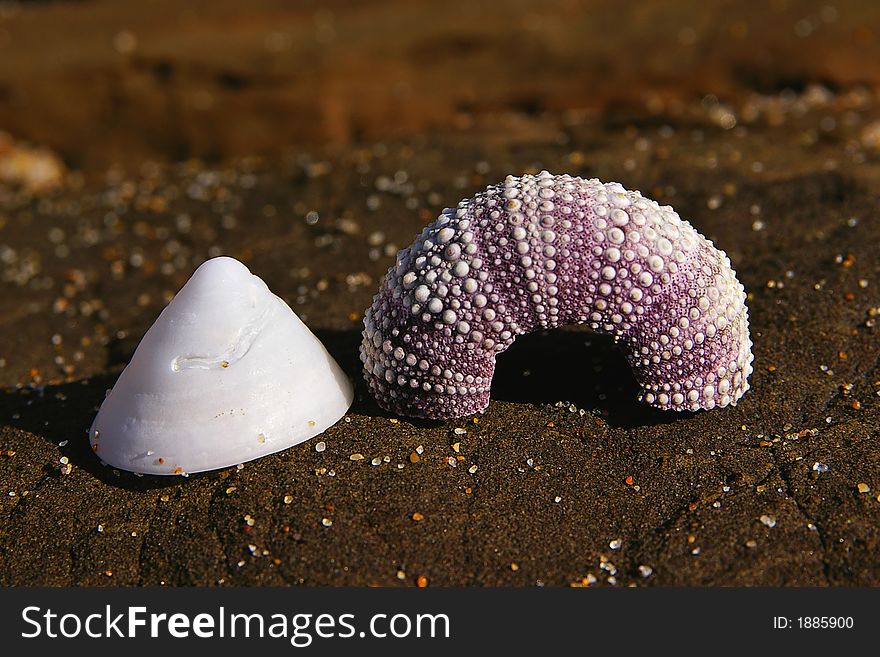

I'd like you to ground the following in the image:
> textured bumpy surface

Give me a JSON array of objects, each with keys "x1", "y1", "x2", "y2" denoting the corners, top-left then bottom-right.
[{"x1": 361, "y1": 172, "x2": 753, "y2": 419}]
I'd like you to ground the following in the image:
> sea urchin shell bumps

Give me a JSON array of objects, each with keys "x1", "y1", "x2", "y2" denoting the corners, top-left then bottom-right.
[
  {"x1": 90, "y1": 257, "x2": 353, "y2": 474},
  {"x1": 361, "y1": 172, "x2": 753, "y2": 420}
]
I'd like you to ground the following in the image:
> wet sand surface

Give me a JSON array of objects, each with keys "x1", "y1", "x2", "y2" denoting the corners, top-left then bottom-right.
[{"x1": 0, "y1": 0, "x2": 879, "y2": 586}]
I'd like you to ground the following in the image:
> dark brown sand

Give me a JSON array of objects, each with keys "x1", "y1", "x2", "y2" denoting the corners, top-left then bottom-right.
[{"x1": 0, "y1": 0, "x2": 878, "y2": 586}]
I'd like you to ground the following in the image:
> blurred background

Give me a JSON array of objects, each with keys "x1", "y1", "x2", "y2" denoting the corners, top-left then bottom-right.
[{"x1": 2, "y1": 0, "x2": 880, "y2": 174}]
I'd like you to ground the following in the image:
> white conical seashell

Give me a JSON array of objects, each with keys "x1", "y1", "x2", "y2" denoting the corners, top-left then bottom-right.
[{"x1": 89, "y1": 256, "x2": 353, "y2": 475}]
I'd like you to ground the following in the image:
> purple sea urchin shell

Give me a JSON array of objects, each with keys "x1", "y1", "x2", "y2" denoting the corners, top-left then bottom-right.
[{"x1": 361, "y1": 172, "x2": 753, "y2": 420}]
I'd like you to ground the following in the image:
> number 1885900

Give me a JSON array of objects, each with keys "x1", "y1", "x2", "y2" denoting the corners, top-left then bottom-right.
[{"x1": 797, "y1": 617, "x2": 854, "y2": 629}]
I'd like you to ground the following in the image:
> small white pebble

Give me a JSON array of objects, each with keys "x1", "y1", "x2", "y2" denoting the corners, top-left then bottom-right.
[{"x1": 759, "y1": 514, "x2": 777, "y2": 528}]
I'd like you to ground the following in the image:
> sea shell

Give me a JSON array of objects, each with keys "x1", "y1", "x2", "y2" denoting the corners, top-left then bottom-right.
[
  {"x1": 361, "y1": 172, "x2": 752, "y2": 420},
  {"x1": 89, "y1": 256, "x2": 353, "y2": 474}
]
